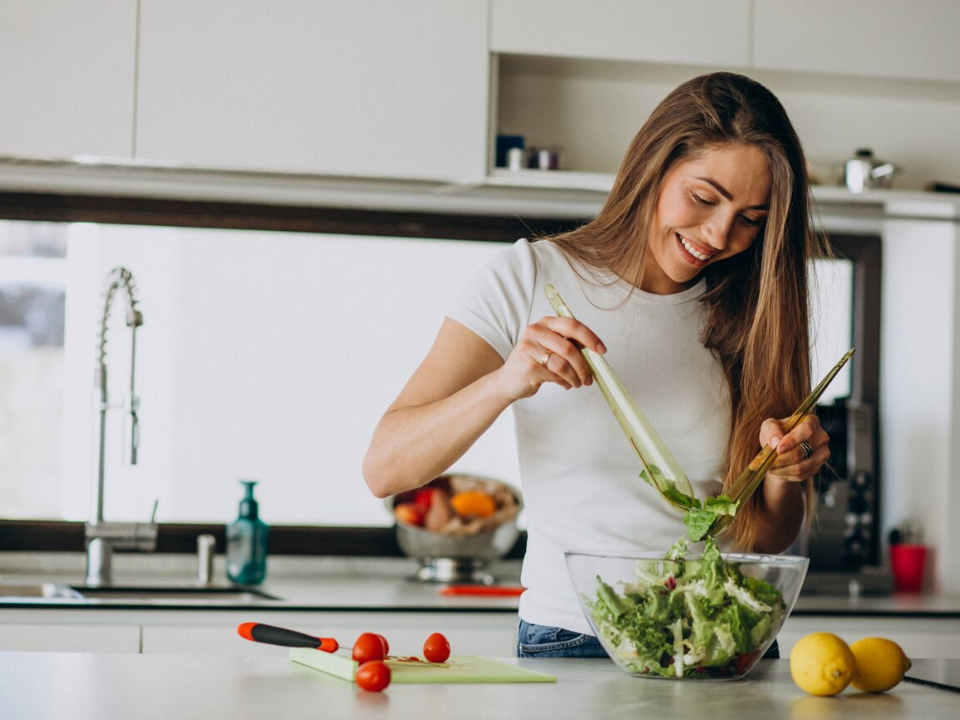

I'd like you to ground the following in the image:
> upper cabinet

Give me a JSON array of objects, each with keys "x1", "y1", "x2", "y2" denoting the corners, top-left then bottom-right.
[
  {"x1": 3, "y1": 1, "x2": 959, "y2": 191},
  {"x1": 0, "y1": 0, "x2": 137, "y2": 159},
  {"x1": 489, "y1": 0, "x2": 960, "y2": 187},
  {"x1": 491, "y1": 0, "x2": 751, "y2": 68},
  {"x1": 135, "y1": 0, "x2": 490, "y2": 181},
  {"x1": 753, "y1": 0, "x2": 960, "y2": 83}
]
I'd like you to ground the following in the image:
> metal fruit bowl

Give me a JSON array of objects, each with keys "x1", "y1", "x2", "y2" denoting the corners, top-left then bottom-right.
[
  {"x1": 388, "y1": 474, "x2": 522, "y2": 583},
  {"x1": 565, "y1": 549, "x2": 808, "y2": 680}
]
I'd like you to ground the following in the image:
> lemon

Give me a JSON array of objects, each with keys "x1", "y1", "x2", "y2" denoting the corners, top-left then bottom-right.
[
  {"x1": 849, "y1": 637, "x2": 912, "y2": 693},
  {"x1": 789, "y1": 632, "x2": 856, "y2": 696}
]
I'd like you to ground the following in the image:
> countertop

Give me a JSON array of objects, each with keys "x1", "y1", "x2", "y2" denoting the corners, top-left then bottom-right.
[
  {"x1": 2, "y1": 553, "x2": 959, "y2": 615},
  {"x1": 0, "y1": 652, "x2": 957, "y2": 719}
]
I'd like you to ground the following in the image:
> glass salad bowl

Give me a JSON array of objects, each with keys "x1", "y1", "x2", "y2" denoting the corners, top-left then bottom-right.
[{"x1": 565, "y1": 544, "x2": 808, "y2": 680}]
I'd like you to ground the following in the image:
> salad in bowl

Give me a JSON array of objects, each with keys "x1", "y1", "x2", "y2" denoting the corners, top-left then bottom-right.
[{"x1": 565, "y1": 537, "x2": 808, "y2": 679}]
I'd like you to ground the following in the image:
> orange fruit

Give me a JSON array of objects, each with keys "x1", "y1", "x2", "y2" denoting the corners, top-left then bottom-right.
[{"x1": 450, "y1": 491, "x2": 497, "y2": 519}]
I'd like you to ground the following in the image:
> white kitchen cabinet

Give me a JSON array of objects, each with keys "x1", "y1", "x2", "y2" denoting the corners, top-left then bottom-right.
[
  {"x1": 140, "y1": 611, "x2": 519, "y2": 658},
  {"x1": 778, "y1": 616, "x2": 960, "y2": 660},
  {"x1": 491, "y1": 0, "x2": 751, "y2": 68},
  {"x1": 753, "y1": 0, "x2": 960, "y2": 83},
  {"x1": 0, "y1": 0, "x2": 137, "y2": 160},
  {"x1": 0, "y1": 621, "x2": 140, "y2": 654},
  {"x1": 0, "y1": 608, "x2": 518, "y2": 656},
  {"x1": 135, "y1": 0, "x2": 490, "y2": 181}
]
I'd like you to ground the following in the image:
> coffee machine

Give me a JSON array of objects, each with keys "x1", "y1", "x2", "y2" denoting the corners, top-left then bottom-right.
[
  {"x1": 798, "y1": 398, "x2": 892, "y2": 594},
  {"x1": 794, "y1": 233, "x2": 889, "y2": 594}
]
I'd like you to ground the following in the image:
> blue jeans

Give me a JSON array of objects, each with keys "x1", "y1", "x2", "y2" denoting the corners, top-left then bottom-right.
[
  {"x1": 517, "y1": 619, "x2": 608, "y2": 658},
  {"x1": 516, "y1": 619, "x2": 781, "y2": 660}
]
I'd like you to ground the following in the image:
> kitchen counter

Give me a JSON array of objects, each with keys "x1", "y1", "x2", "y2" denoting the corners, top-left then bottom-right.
[
  {"x1": 2, "y1": 553, "x2": 959, "y2": 615},
  {"x1": 0, "y1": 652, "x2": 957, "y2": 719},
  {"x1": 4, "y1": 554, "x2": 960, "y2": 659}
]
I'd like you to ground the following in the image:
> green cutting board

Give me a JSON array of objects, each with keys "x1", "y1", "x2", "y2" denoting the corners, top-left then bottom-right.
[{"x1": 290, "y1": 649, "x2": 556, "y2": 684}]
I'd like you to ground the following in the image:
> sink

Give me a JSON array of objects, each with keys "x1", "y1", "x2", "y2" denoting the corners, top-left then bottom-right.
[
  {"x1": 0, "y1": 583, "x2": 84, "y2": 600},
  {"x1": 0, "y1": 583, "x2": 280, "y2": 603},
  {"x1": 68, "y1": 585, "x2": 280, "y2": 602}
]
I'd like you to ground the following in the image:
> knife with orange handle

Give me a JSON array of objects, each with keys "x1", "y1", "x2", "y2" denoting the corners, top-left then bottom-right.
[{"x1": 238, "y1": 622, "x2": 339, "y2": 652}]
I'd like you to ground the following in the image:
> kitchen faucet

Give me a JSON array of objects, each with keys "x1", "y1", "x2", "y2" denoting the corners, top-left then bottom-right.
[{"x1": 85, "y1": 267, "x2": 158, "y2": 586}]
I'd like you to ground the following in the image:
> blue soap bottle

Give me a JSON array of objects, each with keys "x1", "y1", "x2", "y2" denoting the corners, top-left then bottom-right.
[{"x1": 226, "y1": 480, "x2": 269, "y2": 585}]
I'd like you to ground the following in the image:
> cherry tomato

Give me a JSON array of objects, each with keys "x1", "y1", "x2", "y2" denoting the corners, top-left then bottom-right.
[
  {"x1": 375, "y1": 633, "x2": 390, "y2": 655},
  {"x1": 355, "y1": 660, "x2": 391, "y2": 692},
  {"x1": 423, "y1": 632, "x2": 451, "y2": 663},
  {"x1": 352, "y1": 632, "x2": 387, "y2": 664}
]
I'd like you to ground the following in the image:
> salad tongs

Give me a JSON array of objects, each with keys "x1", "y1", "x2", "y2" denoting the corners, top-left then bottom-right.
[
  {"x1": 703, "y1": 347, "x2": 855, "y2": 538},
  {"x1": 544, "y1": 284, "x2": 696, "y2": 511},
  {"x1": 545, "y1": 284, "x2": 853, "y2": 533}
]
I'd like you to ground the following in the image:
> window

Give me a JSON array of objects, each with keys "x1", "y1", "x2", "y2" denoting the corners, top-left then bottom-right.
[
  {"x1": 810, "y1": 256, "x2": 854, "y2": 404},
  {"x1": 0, "y1": 221, "x2": 67, "y2": 518},
  {"x1": 3, "y1": 221, "x2": 520, "y2": 527}
]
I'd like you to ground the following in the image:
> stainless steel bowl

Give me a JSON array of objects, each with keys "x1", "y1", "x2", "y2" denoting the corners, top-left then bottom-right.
[{"x1": 388, "y1": 474, "x2": 522, "y2": 583}]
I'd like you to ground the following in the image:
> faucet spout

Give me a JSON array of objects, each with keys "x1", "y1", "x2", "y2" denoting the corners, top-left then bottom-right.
[
  {"x1": 97, "y1": 268, "x2": 143, "y2": 458},
  {"x1": 87, "y1": 267, "x2": 155, "y2": 585}
]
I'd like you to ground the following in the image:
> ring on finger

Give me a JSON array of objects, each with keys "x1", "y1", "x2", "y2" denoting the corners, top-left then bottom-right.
[
  {"x1": 799, "y1": 441, "x2": 813, "y2": 460},
  {"x1": 540, "y1": 351, "x2": 552, "y2": 367}
]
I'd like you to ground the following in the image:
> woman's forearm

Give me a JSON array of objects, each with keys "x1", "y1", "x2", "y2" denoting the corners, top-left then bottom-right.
[
  {"x1": 754, "y1": 475, "x2": 806, "y2": 554},
  {"x1": 362, "y1": 369, "x2": 513, "y2": 498}
]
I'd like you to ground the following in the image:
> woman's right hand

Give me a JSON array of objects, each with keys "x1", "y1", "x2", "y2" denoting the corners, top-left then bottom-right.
[
  {"x1": 364, "y1": 316, "x2": 605, "y2": 497},
  {"x1": 496, "y1": 316, "x2": 606, "y2": 401}
]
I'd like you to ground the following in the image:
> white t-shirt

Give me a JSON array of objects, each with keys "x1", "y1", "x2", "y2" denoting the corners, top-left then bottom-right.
[{"x1": 447, "y1": 239, "x2": 732, "y2": 634}]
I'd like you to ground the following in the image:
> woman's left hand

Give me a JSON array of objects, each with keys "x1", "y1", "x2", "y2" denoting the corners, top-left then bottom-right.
[{"x1": 759, "y1": 414, "x2": 830, "y2": 482}]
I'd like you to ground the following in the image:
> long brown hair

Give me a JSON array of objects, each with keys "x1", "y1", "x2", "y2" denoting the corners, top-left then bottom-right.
[{"x1": 550, "y1": 72, "x2": 828, "y2": 550}]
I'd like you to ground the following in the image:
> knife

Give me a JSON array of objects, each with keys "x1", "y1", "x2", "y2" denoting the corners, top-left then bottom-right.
[{"x1": 238, "y1": 622, "x2": 338, "y2": 652}]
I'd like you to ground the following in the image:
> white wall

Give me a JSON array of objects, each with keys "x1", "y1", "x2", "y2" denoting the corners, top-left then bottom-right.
[
  {"x1": 875, "y1": 218, "x2": 960, "y2": 594},
  {"x1": 61, "y1": 227, "x2": 520, "y2": 527}
]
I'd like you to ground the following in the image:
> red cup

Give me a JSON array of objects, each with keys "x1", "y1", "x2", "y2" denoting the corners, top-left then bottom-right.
[{"x1": 890, "y1": 544, "x2": 927, "y2": 592}]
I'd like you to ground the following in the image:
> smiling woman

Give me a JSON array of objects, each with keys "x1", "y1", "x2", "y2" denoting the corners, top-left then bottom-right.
[{"x1": 644, "y1": 144, "x2": 772, "y2": 294}]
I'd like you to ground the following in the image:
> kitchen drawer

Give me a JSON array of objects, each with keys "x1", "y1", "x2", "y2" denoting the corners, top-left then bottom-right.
[{"x1": 779, "y1": 616, "x2": 960, "y2": 660}]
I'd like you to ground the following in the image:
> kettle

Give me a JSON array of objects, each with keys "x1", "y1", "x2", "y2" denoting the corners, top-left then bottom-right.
[{"x1": 844, "y1": 149, "x2": 898, "y2": 193}]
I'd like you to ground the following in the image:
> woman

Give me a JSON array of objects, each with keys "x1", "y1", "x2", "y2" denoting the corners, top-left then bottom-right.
[{"x1": 363, "y1": 72, "x2": 831, "y2": 658}]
